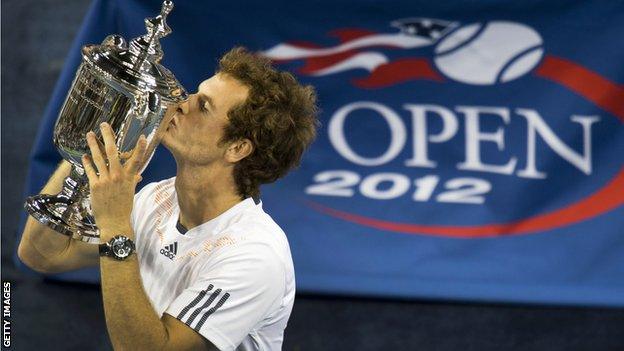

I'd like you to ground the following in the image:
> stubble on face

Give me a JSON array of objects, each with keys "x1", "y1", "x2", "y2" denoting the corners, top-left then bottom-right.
[{"x1": 162, "y1": 73, "x2": 250, "y2": 166}]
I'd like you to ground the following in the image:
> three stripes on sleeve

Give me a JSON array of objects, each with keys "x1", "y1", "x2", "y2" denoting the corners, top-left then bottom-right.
[{"x1": 177, "y1": 284, "x2": 230, "y2": 331}]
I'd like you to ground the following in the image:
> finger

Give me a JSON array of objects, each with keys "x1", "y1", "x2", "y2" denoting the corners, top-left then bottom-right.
[
  {"x1": 126, "y1": 135, "x2": 148, "y2": 174},
  {"x1": 86, "y1": 131, "x2": 108, "y2": 176},
  {"x1": 119, "y1": 140, "x2": 142, "y2": 161},
  {"x1": 100, "y1": 122, "x2": 121, "y2": 172},
  {"x1": 93, "y1": 134, "x2": 107, "y2": 157},
  {"x1": 81, "y1": 154, "x2": 98, "y2": 183},
  {"x1": 119, "y1": 150, "x2": 133, "y2": 161},
  {"x1": 89, "y1": 134, "x2": 108, "y2": 169}
]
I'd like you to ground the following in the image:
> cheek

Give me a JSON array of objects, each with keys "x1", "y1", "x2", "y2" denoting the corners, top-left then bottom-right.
[
  {"x1": 205, "y1": 120, "x2": 227, "y2": 139},
  {"x1": 191, "y1": 124, "x2": 219, "y2": 148}
]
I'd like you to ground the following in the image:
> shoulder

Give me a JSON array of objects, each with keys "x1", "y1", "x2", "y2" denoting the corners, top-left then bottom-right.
[
  {"x1": 207, "y1": 205, "x2": 290, "y2": 268},
  {"x1": 192, "y1": 235, "x2": 287, "y2": 309},
  {"x1": 229, "y1": 201, "x2": 286, "y2": 239},
  {"x1": 224, "y1": 205, "x2": 291, "y2": 261},
  {"x1": 208, "y1": 206, "x2": 293, "y2": 283},
  {"x1": 206, "y1": 229, "x2": 286, "y2": 276}
]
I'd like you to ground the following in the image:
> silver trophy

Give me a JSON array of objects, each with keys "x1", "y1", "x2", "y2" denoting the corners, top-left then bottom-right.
[{"x1": 25, "y1": 1, "x2": 187, "y2": 244}]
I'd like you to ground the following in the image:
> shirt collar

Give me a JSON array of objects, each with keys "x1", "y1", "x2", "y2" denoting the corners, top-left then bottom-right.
[{"x1": 174, "y1": 197, "x2": 258, "y2": 237}]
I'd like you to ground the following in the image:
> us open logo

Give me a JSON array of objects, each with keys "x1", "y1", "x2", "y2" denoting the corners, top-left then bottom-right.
[{"x1": 263, "y1": 18, "x2": 624, "y2": 238}]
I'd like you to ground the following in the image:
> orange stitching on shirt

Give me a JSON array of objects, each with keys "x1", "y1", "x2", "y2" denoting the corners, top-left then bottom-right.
[
  {"x1": 152, "y1": 182, "x2": 175, "y2": 244},
  {"x1": 174, "y1": 235, "x2": 242, "y2": 260}
]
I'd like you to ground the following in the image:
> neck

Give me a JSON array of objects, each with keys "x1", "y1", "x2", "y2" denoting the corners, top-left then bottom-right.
[{"x1": 174, "y1": 161, "x2": 242, "y2": 230}]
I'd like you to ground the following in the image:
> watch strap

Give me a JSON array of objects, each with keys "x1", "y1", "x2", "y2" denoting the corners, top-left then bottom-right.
[{"x1": 98, "y1": 242, "x2": 111, "y2": 257}]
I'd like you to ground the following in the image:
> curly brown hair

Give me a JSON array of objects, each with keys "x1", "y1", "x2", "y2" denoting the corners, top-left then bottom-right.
[{"x1": 217, "y1": 47, "x2": 319, "y2": 199}]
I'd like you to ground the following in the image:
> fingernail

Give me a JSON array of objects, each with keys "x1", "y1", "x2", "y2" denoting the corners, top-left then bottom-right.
[{"x1": 100, "y1": 122, "x2": 107, "y2": 128}]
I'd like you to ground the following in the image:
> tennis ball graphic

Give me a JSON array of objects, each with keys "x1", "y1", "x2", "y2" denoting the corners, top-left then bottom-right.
[{"x1": 433, "y1": 21, "x2": 544, "y2": 85}]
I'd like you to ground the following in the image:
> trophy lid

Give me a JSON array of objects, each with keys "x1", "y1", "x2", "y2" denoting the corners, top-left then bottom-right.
[{"x1": 81, "y1": 1, "x2": 186, "y2": 102}]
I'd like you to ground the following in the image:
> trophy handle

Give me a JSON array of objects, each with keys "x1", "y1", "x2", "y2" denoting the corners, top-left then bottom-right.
[{"x1": 25, "y1": 164, "x2": 100, "y2": 243}]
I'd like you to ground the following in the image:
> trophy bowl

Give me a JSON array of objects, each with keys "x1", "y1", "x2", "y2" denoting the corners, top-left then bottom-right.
[{"x1": 25, "y1": 1, "x2": 187, "y2": 244}]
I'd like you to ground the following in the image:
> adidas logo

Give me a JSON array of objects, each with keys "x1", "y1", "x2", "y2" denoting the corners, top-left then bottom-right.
[{"x1": 160, "y1": 242, "x2": 178, "y2": 260}]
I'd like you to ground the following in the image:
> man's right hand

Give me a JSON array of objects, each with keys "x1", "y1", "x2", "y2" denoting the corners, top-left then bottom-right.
[{"x1": 18, "y1": 161, "x2": 99, "y2": 273}]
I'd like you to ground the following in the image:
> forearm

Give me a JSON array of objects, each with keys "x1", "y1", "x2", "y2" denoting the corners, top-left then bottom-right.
[
  {"x1": 40, "y1": 160, "x2": 73, "y2": 194},
  {"x1": 18, "y1": 161, "x2": 76, "y2": 271},
  {"x1": 99, "y1": 226, "x2": 168, "y2": 350}
]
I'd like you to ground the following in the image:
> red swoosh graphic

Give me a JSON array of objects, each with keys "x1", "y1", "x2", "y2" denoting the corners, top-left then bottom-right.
[
  {"x1": 353, "y1": 58, "x2": 444, "y2": 88},
  {"x1": 329, "y1": 28, "x2": 378, "y2": 43},
  {"x1": 534, "y1": 55, "x2": 624, "y2": 122},
  {"x1": 307, "y1": 166, "x2": 624, "y2": 238},
  {"x1": 299, "y1": 50, "x2": 362, "y2": 74}
]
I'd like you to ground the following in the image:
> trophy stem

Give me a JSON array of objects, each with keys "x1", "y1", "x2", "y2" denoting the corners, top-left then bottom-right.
[{"x1": 24, "y1": 164, "x2": 101, "y2": 244}]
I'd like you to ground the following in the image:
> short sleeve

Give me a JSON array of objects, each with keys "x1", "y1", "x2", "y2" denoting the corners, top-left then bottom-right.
[{"x1": 165, "y1": 242, "x2": 285, "y2": 351}]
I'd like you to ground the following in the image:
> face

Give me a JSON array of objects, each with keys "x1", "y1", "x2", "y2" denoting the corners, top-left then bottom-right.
[{"x1": 161, "y1": 73, "x2": 250, "y2": 166}]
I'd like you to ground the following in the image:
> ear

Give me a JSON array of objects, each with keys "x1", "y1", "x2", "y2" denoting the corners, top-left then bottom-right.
[{"x1": 225, "y1": 138, "x2": 254, "y2": 163}]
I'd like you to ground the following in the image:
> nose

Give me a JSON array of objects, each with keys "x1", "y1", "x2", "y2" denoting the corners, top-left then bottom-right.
[{"x1": 178, "y1": 96, "x2": 191, "y2": 115}]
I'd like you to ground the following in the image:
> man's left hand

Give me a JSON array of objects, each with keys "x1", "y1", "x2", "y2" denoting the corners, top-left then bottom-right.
[{"x1": 82, "y1": 122, "x2": 147, "y2": 241}]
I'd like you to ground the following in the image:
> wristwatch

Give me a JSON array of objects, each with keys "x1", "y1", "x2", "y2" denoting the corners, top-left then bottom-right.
[{"x1": 99, "y1": 235, "x2": 136, "y2": 260}]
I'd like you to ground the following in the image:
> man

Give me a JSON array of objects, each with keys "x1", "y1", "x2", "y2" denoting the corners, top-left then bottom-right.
[{"x1": 18, "y1": 47, "x2": 319, "y2": 350}]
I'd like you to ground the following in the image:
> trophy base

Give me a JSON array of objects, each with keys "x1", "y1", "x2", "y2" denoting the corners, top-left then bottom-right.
[{"x1": 25, "y1": 194, "x2": 100, "y2": 244}]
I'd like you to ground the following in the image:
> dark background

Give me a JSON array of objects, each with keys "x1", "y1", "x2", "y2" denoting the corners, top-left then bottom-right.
[{"x1": 2, "y1": 1, "x2": 623, "y2": 350}]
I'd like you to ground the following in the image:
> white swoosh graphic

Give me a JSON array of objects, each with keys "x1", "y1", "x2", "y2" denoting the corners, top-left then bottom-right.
[{"x1": 263, "y1": 33, "x2": 433, "y2": 60}]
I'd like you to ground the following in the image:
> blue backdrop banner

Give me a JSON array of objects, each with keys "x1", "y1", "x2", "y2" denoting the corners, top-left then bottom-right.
[{"x1": 19, "y1": 0, "x2": 624, "y2": 306}]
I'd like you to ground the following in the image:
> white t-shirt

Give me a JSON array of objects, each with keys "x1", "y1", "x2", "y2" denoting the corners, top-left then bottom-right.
[{"x1": 130, "y1": 177, "x2": 296, "y2": 351}]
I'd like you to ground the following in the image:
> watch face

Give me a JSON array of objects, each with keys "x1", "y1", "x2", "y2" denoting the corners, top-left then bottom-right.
[{"x1": 110, "y1": 236, "x2": 134, "y2": 259}]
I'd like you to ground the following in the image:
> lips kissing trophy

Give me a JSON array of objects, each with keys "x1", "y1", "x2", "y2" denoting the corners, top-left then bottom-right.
[{"x1": 24, "y1": 1, "x2": 187, "y2": 244}]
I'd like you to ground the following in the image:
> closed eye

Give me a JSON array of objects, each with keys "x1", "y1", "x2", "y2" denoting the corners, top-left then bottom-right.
[{"x1": 197, "y1": 97, "x2": 209, "y2": 113}]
